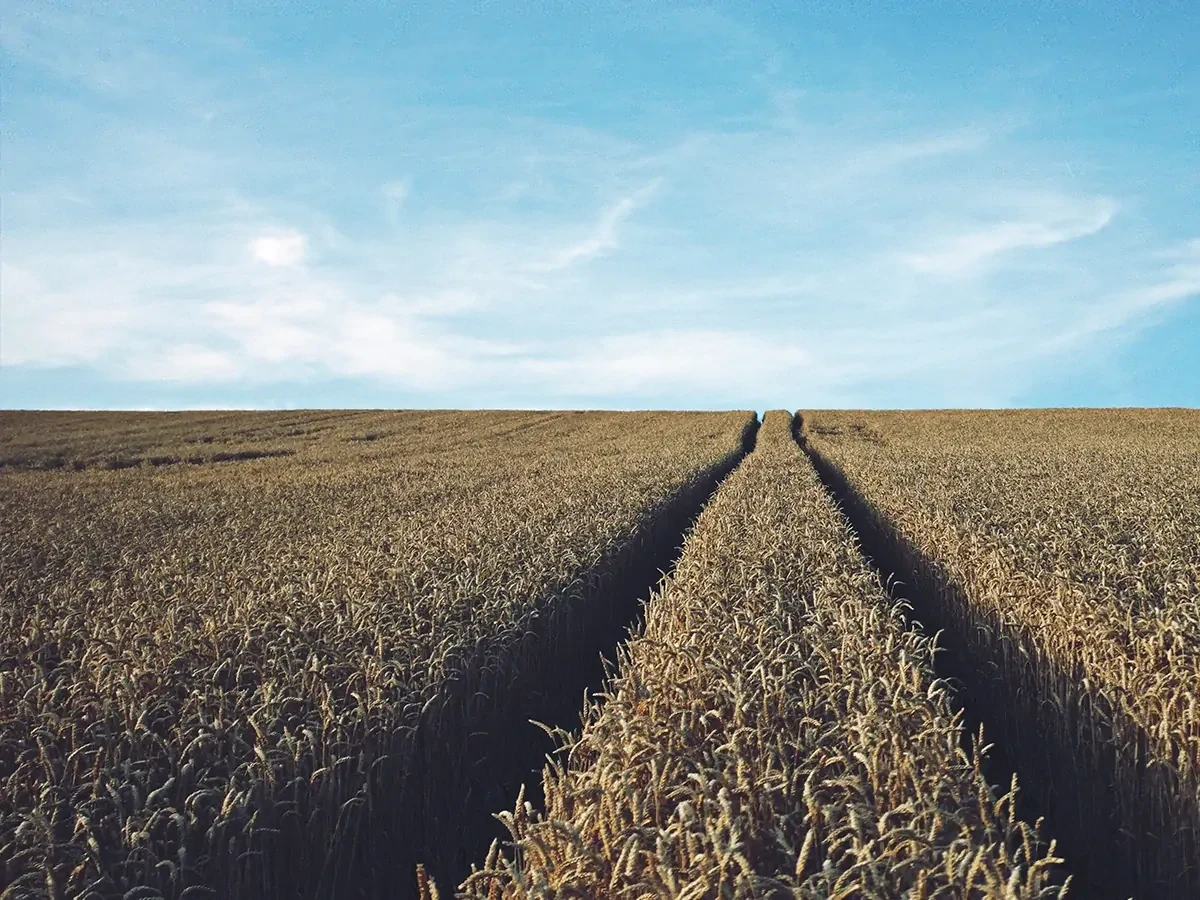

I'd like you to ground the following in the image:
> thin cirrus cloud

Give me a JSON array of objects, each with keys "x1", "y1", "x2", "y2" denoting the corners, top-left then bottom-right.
[
  {"x1": 381, "y1": 180, "x2": 410, "y2": 229},
  {"x1": 1, "y1": 1, "x2": 1197, "y2": 408},
  {"x1": 902, "y1": 197, "x2": 1118, "y2": 277},
  {"x1": 527, "y1": 180, "x2": 663, "y2": 274},
  {"x1": 2, "y1": 130, "x2": 1188, "y2": 407}
]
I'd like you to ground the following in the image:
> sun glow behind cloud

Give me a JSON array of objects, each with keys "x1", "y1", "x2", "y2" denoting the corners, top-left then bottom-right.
[
  {"x1": 1, "y1": 2, "x2": 1197, "y2": 408},
  {"x1": 249, "y1": 231, "x2": 307, "y2": 268}
]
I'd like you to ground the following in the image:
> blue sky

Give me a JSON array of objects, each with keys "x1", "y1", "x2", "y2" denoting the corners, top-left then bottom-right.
[{"x1": 2, "y1": 1, "x2": 1197, "y2": 409}]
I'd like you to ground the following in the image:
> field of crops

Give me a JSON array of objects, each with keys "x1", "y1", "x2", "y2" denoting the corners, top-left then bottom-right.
[
  {"x1": 2, "y1": 407, "x2": 1197, "y2": 900},
  {"x1": 0, "y1": 410, "x2": 755, "y2": 899},
  {"x1": 801, "y1": 409, "x2": 1200, "y2": 899},
  {"x1": 456, "y1": 411, "x2": 1067, "y2": 898}
]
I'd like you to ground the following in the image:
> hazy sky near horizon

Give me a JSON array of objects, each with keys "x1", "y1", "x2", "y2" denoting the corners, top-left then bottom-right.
[{"x1": 3, "y1": 1, "x2": 1198, "y2": 409}]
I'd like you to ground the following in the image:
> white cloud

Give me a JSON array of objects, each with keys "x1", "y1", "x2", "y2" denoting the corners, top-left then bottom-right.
[
  {"x1": 131, "y1": 344, "x2": 243, "y2": 382},
  {"x1": 1042, "y1": 238, "x2": 1200, "y2": 351},
  {"x1": 3, "y1": 146, "x2": 1190, "y2": 407},
  {"x1": 521, "y1": 330, "x2": 811, "y2": 398},
  {"x1": 3, "y1": 1, "x2": 1196, "y2": 407},
  {"x1": 249, "y1": 231, "x2": 307, "y2": 267},
  {"x1": 330, "y1": 311, "x2": 479, "y2": 388},
  {"x1": 206, "y1": 296, "x2": 326, "y2": 364},
  {"x1": 529, "y1": 180, "x2": 662, "y2": 272},
  {"x1": 203, "y1": 288, "x2": 514, "y2": 390},
  {"x1": 902, "y1": 196, "x2": 1117, "y2": 276},
  {"x1": 0, "y1": 260, "x2": 140, "y2": 366}
]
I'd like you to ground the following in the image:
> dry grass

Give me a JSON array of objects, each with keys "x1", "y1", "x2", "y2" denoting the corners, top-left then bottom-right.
[
  {"x1": 802, "y1": 408, "x2": 1200, "y2": 898},
  {"x1": 458, "y1": 411, "x2": 1067, "y2": 899},
  {"x1": 0, "y1": 410, "x2": 754, "y2": 900}
]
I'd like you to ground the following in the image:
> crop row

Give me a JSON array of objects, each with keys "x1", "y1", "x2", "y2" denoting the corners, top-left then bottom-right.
[
  {"x1": 0, "y1": 411, "x2": 755, "y2": 900},
  {"x1": 456, "y1": 411, "x2": 1067, "y2": 899},
  {"x1": 0, "y1": 409, "x2": 516, "y2": 470},
  {"x1": 802, "y1": 409, "x2": 1200, "y2": 898}
]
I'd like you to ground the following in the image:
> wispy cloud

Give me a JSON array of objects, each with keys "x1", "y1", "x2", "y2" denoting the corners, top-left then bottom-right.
[
  {"x1": 381, "y1": 179, "x2": 409, "y2": 228},
  {"x1": 520, "y1": 330, "x2": 811, "y2": 398},
  {"x1": 1041, "y1": 238, "x2": 1200, "y2": 351},
  {"x1": 529, "y1": 180, "x2": 662, "y2": 273},
  {"x1": 146, "y1": 345, "x2": 244, "y2": 382},
  {"x1": 2, "y1": 1, "x2": 1196, "y2": 408},
  {"x1": 903, "y1": 196, "x2": 1117, "y2": 276},
  {"x1": 199, "y1": 286, "x2": 516, "y2": 390}
]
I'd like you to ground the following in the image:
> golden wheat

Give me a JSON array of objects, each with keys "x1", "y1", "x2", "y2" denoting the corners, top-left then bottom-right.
[
  {"x1": 802, "y1": 408, "x2": 1200, "y2": 898},
  {"x1": 459, "y1": 411, "x2": 1067, "y2": 899},
  {"x1": 0, "y1": 410, "x2": 753, "y2": 900}
]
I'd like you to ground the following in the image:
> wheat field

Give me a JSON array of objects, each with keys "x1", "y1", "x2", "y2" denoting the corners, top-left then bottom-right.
[
  {"x1": 1, "y1": 408, "x2": 1196, "y2": 899},
  {"x1": 456, "y1": 411, "x2": 1067, "y2": 899},
  {"x1": 0, "y1": 410, "x2": 753, "y2": 899},
  {"x1": 802, "y1": 409, "x2": 1200, "y2": 899}
]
